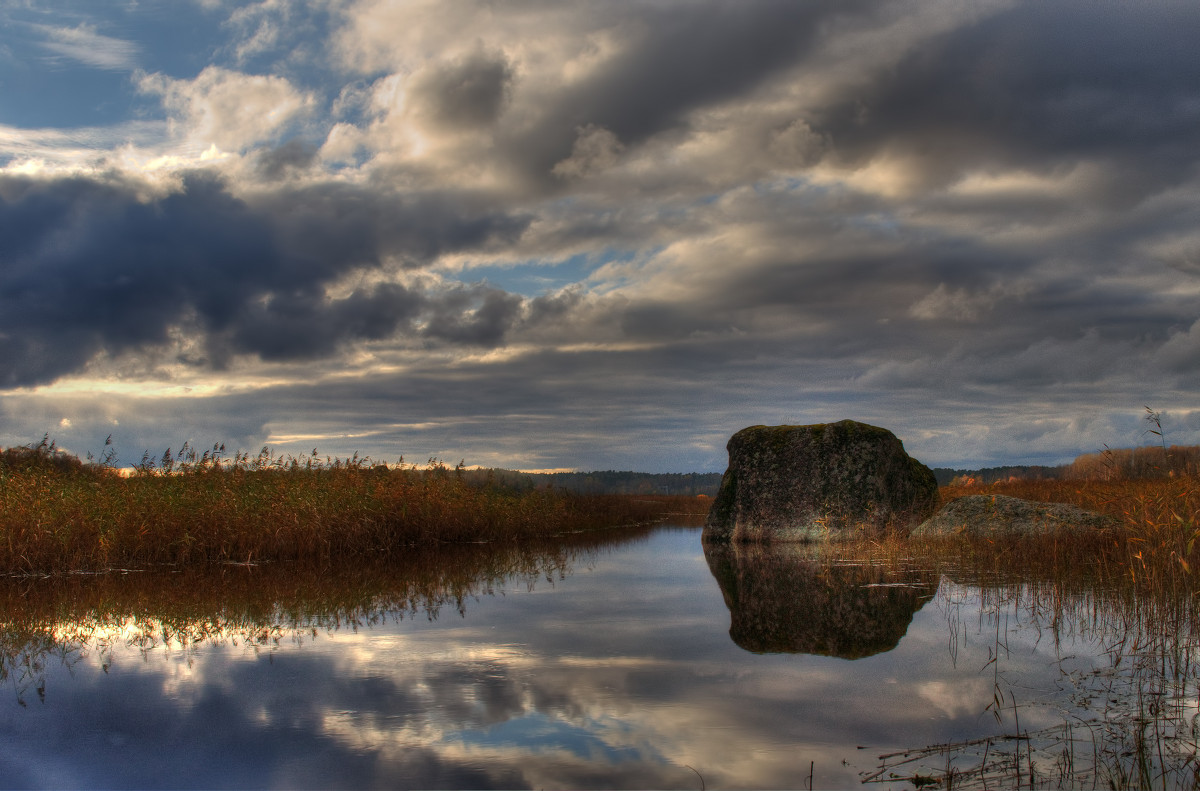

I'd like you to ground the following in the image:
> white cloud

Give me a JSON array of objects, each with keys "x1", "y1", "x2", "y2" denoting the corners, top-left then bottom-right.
[
  {"x1": 0, "y1": 121, "x2": 169, "y2": 171},
  {"x1": 332, "y1": 0, "x2": 572, "y2": 75},
  {"x1": 138, "y1": 66, "x2": 315, "y2": 154},
  {"x1": 34, "y1": 23, "x2": 139, "y2": 71},
  {"x1": 318, "y1": 122, "x2": 368, "y2": 166}
]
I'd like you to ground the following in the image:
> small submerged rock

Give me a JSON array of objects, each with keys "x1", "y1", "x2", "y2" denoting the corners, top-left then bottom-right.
[
  {"x1": 703, "y1": 420, "x2": 938, "y2": 542},
  {"x1": 912, "y1": 494, "x2": 1117, "y2": 538}
]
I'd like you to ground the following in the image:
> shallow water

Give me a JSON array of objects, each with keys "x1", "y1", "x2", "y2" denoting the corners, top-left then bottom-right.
[{"x1": 1, "y1": 527, "x2": 1196, "y2": 789}]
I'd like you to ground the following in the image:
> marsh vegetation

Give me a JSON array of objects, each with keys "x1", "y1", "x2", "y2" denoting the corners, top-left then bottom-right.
[
  {"x1": 932, "y1": 473, "x2": 1200, "y2": 596},
  {"x1": 0, "y1": 438, "x2": 708, "y2": 573}
]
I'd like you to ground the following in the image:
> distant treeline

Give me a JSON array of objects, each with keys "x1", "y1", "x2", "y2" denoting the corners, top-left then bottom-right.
[
  {"x1": 457, "y1": 468, "x2": 723, "y2": 495},
  {"x1": 935, "y1": 444, "x2": 1200, "y2": 485},
  {"x1": 931, "y1": 465, "x2": 1062, "y2": 486}
]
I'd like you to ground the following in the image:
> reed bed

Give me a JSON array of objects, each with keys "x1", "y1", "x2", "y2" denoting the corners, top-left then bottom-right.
[
  {"x1": 929, "y1": 474, "x2": 1200, "y2": 599},
  {"x1": 0, "y1": 440, "x2": 709, "y2": 573}
]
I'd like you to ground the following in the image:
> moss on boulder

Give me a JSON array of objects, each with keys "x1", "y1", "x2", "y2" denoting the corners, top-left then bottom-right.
[{"x1": 703, "y1": 420, "x2": 938, "y2": 542}]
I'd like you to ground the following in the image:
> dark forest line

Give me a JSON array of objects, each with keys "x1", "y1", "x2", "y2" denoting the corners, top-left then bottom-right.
[
  {"x1": 458, "y1": 468, "x2": 723, "y2": 496},
  {"x1": 934, "y1": 444, "x2": 1200, "y2": 485}
]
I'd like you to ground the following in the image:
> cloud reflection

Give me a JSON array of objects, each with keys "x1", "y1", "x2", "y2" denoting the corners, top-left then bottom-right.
[{"x1": 0, "y1": 529, "x2": 1159, "y2": 789}]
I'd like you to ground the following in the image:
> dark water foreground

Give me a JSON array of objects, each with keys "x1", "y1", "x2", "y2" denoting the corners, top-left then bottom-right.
[{"x1": 1, "y1": 527, "x2": 1197, "y2": 789}]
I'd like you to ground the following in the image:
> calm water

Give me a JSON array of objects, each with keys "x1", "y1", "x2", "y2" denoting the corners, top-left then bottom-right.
[{"x1": 1, "y1": 527, "x2": 1196, "y2": 789}]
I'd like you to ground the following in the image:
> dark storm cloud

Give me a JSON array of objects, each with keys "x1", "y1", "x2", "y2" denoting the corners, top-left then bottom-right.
[
  {"x1": 255, "y1": 181, "x2": 529, "y2": 269},
  {"x1": 0, "y1": 650, "x2": 528, "y2": 789},
  {"x1": 255, "y1": 138, "x2": 319, "y2": 180},
  {"x1": 560, "y1": 3, "x2": 851, "y2": 142},
  {"x1": 224, "y1": 282, "x2": 426, "y2": 361},
  {"x1": 503, "y1": 0, "x2": 874, "y2": 182},
  {"x1": 524, "y1": 288, "x2": 583, "y2": 326},
  {"x1": 229, "y1": 281, "x2": 532, "y2": 359},
  {"x1": 422, "y1": 285, "x2": 524, "y2": 346},
  {"x1": 411, "y1": 49, "x2": 513, "y2": 129},
  {"x1": 0, "y1": 171, "x2": 533, "y2": 386},
  {"x1": 813, "y1": 3, "x2": 1200, "y2": 191}
]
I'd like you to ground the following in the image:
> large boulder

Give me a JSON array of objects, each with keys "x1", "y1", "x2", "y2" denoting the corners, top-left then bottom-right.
[
  {"x1": 703, "y1": 420, "x2": 938, "y2": 542},
  {"x1": 912, "y1": 494, "x2": 1117, "y2": 538}
]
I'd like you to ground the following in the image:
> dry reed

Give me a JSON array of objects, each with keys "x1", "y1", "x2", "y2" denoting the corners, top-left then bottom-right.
[
  {"x1": 931, "y1": 474, "x2": 1200, "y2": 597},
  {"x1": 0, "y1": 439, "x2": 710, "y2": 573}
]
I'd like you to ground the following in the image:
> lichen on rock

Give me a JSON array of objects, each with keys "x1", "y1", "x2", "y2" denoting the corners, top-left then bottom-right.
[{"x1": 703, "y1": 420, "x2": 939, "y2": 542}]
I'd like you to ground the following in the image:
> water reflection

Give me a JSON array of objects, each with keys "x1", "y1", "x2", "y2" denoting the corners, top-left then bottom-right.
[
  {"x1": 874, "y1": 566, "x2": 1200, "y2": 789},
  {"x1": 1, "y1": 527, "x2": 1199, "y2": 789},
  {"x1": 0, "y1": 528, "x2": 655, "y2": 706},
  {"x1": 703, "y1": 541, "x2": 937, "y2": 657}
]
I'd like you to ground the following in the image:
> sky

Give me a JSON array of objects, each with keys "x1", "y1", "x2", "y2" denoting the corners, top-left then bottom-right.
[{"x1": 1, "y1": 0, "x2": 1199, "y2": 473}]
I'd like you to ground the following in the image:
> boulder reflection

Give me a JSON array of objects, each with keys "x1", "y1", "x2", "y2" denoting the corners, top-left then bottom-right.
[{"x1": 703, "y1": 542, "x2": 937, "y2": 657}]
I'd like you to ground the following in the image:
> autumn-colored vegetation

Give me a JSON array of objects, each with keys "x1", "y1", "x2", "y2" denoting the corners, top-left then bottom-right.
[
  {"x1": 846, "y1": 473, "x2": 1200, "y2": 789},
  {"x1": 4, "y1": 428, "x2": 1199, "y2": 583},
  {"x1": 0, "y1": 439, "x2": 710, "y2": 573},
  {"x1": 933, "y1": 473, "x2": 1200, "y2": 580},
  {"x1": 787, "y1": 461, "x2": 1200, "y2": 625},
  {"x1": 1064, "y1": 445, "x2": 1200, "y2": 480}
]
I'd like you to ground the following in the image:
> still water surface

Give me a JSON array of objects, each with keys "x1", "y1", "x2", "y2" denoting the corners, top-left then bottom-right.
[{"x1": 1, "y1": 526, "x2": 1195, "y2": 789}]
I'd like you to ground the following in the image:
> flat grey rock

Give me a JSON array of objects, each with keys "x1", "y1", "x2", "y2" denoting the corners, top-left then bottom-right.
[{"x1": 912, "y1": 494, "x2": 1117, "y2": 537}]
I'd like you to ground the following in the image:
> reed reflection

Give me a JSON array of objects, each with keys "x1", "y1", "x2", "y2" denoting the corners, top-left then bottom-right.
[
  {"x1": 855, "y1": 542, "x2": 1200, "y2": 789},
  {"x1": 703, "y1": 542, "x2": 937, "y2": 657},
  {"x1": 0, "y1": 526, "x2": 655, "y2": 705}
]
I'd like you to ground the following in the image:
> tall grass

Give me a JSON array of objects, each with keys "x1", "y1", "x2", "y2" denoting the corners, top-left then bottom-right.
[{"x1": 0, "y1": 440, "x2": 709, "y2": 573}]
